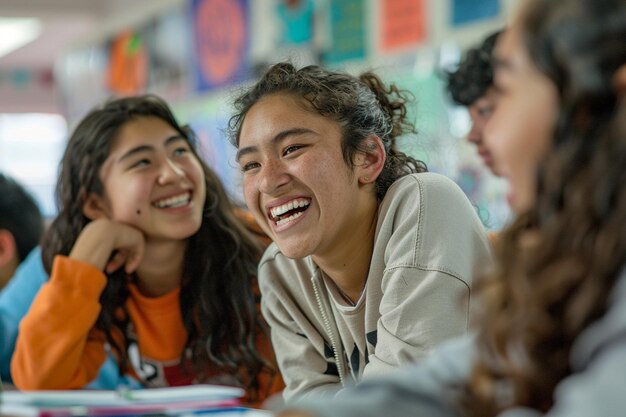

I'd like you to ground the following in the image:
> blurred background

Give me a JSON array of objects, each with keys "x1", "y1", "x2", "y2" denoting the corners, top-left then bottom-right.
[{"x1": 0, "y1": 0, "x2": 514, "y2": 230}]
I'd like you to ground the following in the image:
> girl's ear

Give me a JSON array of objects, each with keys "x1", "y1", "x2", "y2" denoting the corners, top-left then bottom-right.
[
  {"x1": 82, "y1": 193, "x2": 111, "y2": 220},
  {"x1": 614, "y1": 63, "x2": 626, "y2": 97},
  {"x1": 355, "y1": 135, "x2": 386, "y2": 185},
  {"x1": 0, "y1": 230, "x2": 17, "y2": 269}
]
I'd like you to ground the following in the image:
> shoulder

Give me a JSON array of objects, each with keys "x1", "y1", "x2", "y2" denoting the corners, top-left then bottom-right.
[
  {"x1": 15, "y1": 246, "x2": 46, "y2": 279},
  {"x1": 385, "y1": 173, "x2": 469, "y2": 206},
  {"x1": 380, "y1": 173, "x2": 479, "y2": 225},
  {"x1": 377, "y1": 173, "x2": 490, "y2": 280},
  {"x1": 258, "y1": 243, "x2": 316, "y2": 291},
  {"x1": 259, "y1": 242, "x2": 283, "y2": 266},
  {"x1": 1, "y1": 246, "x2": 48, "y2": 296},
  {"x1": 0, "y1": 246, "x2": 47, "y2": 315},
  {"x1": 257, "y1": 245, "x2": 321, "y2": 324}
]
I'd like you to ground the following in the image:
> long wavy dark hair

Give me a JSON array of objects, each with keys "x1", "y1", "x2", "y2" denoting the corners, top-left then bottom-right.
[
  {"x1": 228, "y1": 63, "x2": 427, "y2": 199},
  {"x1": 465, "y1": 0, "x2": 626, "y2": 415},
  {"x1": 41, "y1": 95, "x2": 271, "y2": 398}
]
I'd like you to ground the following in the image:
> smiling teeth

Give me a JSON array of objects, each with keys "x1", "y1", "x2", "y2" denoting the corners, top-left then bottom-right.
[
  {"x1": 154, "y1": 192, "x2": 191, "y2": 208},
  {"x1": 270, "y1": 198, "x2": 310, "y2": 219},
  {"x1": 276, "y1": 211, "x2": 305, "y2": 226}
]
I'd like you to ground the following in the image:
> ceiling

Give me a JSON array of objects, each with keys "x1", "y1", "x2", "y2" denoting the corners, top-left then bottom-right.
[
  {"x1": 0, "y1": 0, "x2": 179, "y2": 113},
  {"x1": 1, "y1": 0, "x2": 101, "y2": 70},
  {"x1": 0, "y1": 0, "x2": 173, "y2": 71}
]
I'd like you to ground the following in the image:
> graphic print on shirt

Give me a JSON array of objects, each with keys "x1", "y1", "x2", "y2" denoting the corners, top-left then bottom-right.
[
  {"x1": 349, "y1": 344, "x2": 360, "y2": 375},
  {"x1": 126, "y1": 322, "x2": 194, "y2": 387},
  {"x1": 322, "y1": 339, "x2": 339, "y2": 377},
  {"x1": 345, "y1": 330, "x2": 378, "y2": 379}
]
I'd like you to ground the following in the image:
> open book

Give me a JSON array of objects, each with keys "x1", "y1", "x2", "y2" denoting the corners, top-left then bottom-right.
[{"x1": 0, "y1": 384, "x2": 246, "y2": 416}]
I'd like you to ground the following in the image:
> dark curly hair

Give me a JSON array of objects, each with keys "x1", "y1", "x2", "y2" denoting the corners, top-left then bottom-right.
[
  {"x1": 464, "y1": 0, "x2": 626, "y2": 415},
  {"x1": 445, "y1": 30, "x2": 502, "y2": 106},
  {"x1": 41, "y1": 94, "x2": 273, "y2": 400},
  {"x1": 228, "y1": 63, "x2": 427, "y2": 200}
]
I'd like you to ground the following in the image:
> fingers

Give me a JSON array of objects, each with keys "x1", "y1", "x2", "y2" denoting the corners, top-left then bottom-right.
[
  {"x1": 105, "y1": 227, "x2": 146, "y2": 274},
  {"x1": 71, "y1": 219, "x2": 146, "y2": 274},
  {"x1": 104, "y1": 248, "x2": 144, "y2": 275},
  {"x1": 105, "y1": 252, "x2": 126, "y2": 274},
  {"x1": 124, "y1": 241, "x2": 144, "y2": 274}
]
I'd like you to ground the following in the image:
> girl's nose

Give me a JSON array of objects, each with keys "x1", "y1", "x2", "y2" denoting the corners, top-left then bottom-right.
[
  {"x1": 258, "y1": 159, "x2": 290, "y2": 194},
  {"x1": 157, "y1": 159, "x2": 185, "y2": 185},
  {"x1": 467, "y1": 122, "x2": 482, "y2": 145}
]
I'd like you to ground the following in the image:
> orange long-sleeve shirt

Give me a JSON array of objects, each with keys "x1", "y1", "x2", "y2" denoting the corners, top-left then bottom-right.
[
  {"x1": 12, "y1": 255, "x2": 282, "y2": 405},
  {"x1": 13, "y1": 209, "x2": 283, "y2": 403}
]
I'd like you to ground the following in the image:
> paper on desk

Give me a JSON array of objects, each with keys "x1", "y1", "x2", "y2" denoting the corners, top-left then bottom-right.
[{"x1": 0, "y1": 384, "x2": 245, "y2": 406}]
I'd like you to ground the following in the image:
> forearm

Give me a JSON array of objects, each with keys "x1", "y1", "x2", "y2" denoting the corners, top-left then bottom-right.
[
  {"x1": 277, "y1": 336, "x2": 474, "y2": 417},
  {"x1": 264, "y1": 308, "x2": 342, "y2": 400},
  {"x1": 11, "y1": 256, "x2": 108, "y2": 389}
]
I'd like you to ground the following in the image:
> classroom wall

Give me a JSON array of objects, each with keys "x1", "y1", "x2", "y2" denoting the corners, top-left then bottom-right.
[{"x1": 2, "y1": 0, "x2": 515, "y2": 228}]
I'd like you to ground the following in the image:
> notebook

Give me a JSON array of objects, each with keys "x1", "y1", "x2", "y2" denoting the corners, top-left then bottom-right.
[{"x1": 0, "y1": 384, "x2": 246, "y2": 417}]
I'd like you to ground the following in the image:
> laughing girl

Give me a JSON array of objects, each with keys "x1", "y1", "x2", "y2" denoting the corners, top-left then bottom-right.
[
  {"x1": 229, "y1": 64, "x2": 492, "y2": 399},
  {"x1": 11, "y1": 95, "x2": 282, "y2": 405}
]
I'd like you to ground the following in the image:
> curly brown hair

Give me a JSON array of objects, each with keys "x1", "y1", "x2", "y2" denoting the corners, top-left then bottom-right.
[
  {"x1": 464, "y1": 0, "x2": 626, "y2": 415},
  {"x1": 228, "y1": 62, "x2": 427, "y2": 200}
]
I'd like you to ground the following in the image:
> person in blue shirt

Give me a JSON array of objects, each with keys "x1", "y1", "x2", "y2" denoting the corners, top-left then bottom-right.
[
  {"x1": 0, "y1": 173, "x2": 43, "y2": 289},
  {"x1": 0, "y1": 247, "x2": 46, "y2": 382},
  {"x1": 0, "y1": 173, "x2": 126, "y2": 387}
]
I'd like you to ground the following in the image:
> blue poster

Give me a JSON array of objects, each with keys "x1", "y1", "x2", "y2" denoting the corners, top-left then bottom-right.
[
  {"x1": 189, "y1": 115, "x2": 242, "y2": 202},
  {"x1": 452, "y1": 0, "x2": 500, "y2": 26},
  {"x1": 190, "y1": 0, "x2": 250, "y2": 92}
]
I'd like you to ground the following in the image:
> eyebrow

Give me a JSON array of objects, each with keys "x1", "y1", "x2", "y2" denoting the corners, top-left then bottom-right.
[
  {"x1": 117, "y1": 134, "x2": 186, "y2": 163},
  {"x1": 236, "y1": 128, "x2": 315, "y2": 161}
]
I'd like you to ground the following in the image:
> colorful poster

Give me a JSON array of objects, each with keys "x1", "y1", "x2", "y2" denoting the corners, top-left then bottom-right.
[
  {"x1": 142, "y1": 7, "x2": 191, "y2": 95},
  {"x1": 380, "y1": 0, "x2": 426, "y2": 52},
  {"x1": 107, "y1": 30, "x2": 149, "y2": 95},
  {"x1": 190, "y1": 0, "x2": 250, "y2": 92},
  {"x1": 175, "y1": 96, "x2": 244, "y2": 203},
  {"x1": 276, "y1": 0, "x2": 315, "y2": 45},
  {"x1": 322, "y1": 0, "x2": 366, "y2": 65},
  {"x1": 190, "y1": 116, "x2": 243, "y2": 202},
  {"x1": 452, "y1": 0, "x2": 500, "y2": 26}
]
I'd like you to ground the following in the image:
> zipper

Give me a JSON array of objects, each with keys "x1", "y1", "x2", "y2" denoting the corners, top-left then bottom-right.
[{"x1": 311, "y1": 275, "x2": 346, "y2": 386}]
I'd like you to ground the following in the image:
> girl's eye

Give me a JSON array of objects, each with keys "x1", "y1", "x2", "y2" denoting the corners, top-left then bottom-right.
[
  {"x1": 478, "y1": 106, "x2": 494, "y2": 117},
  {"x1": 131, "y1": 159, "x2": 151, "y2": 169},
  {"x1": 283, "y1": 144, "x2": 304, "y2": 156},
  {"x1": 173, "y1": 147, "x2": 189, "y2": 157},
  {"x1": 241, "y1": 161, "x2": 260, "y2": 172}
]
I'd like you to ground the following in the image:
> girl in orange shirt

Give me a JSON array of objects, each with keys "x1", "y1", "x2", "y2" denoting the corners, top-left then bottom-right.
[{"x1": 12, "y1": 95, "x2": 282, "y2": 405}]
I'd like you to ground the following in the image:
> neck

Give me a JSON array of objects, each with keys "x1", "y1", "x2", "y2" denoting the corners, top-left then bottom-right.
[
  {"x1": 135, "y1": 239, "x2": 186, "y2": 297},
  {"x1": 312, "y1": 196, "x2": 378, "y2": 304}
]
